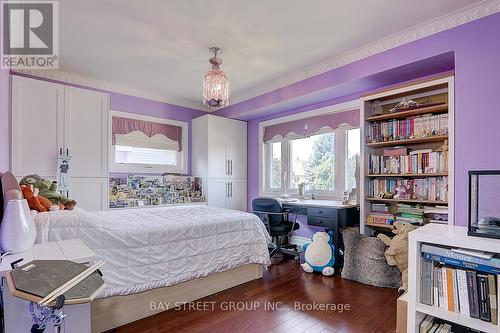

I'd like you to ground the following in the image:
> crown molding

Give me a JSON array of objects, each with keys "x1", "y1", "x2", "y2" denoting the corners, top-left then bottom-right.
[
  {"x1": 230, "y1": 0, "x2": 500, "y2": 104},
  {"x1": 12, "y1": 1, "x2": 500, "y2": 109},
  {"x1": 10, "y1": 69, "x2": 206, "y2": 111}
]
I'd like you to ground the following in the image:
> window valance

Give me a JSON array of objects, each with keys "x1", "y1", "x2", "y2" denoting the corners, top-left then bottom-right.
[
  {"x1": 263, "y1": 109, "x2": 359, "y2": 143},
  {"x1": 112, "y1": 116, "x2": 182, "y2": 151}
]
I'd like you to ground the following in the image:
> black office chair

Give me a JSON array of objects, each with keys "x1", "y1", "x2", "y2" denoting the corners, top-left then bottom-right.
[{"x1": 252, "y1": 197, "x2": 301, "y2": 258}]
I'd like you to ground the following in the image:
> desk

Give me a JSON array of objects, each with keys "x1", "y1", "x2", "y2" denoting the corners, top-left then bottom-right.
[
  {"x1": 278, "y1": 199, "x2": 359, "y2": 273},
  {"x1": 2, "y1": 239, "x2": 96, "y2": 333}
]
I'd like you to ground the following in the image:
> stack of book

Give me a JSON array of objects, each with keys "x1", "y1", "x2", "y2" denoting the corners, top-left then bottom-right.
[
  {"x1": 371, "y1": 203, "x2": 390, "y2": 213},
  {"x1": 366, "y1": 213, "x2": 395, "y2": 226},
  {"x1": 366, "y1": 113, "x2": 448, "y2": 143},
  {"x1": 424, "y1": 205, "x2": 449, "y2": 224},
  {"x1": 420, "y1": 244, "x2": 499, "y2": 325},
  {"x1": 367, "y1": 177, "x2": 448, "y2": 202},
  {"x1": 368, "y1": 148, "x2": 448, "y2": 175},
  {"x1": 395, "y1": 203, "x2": 424, "y2": 225},
  {"x1": 419, "y1": 315, "x2": 452, "y2": 333}
]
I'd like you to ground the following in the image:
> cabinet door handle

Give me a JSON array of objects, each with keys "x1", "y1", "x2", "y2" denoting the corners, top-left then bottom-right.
[
  {"x1": 230, "y1": 160, "x2": 233, "y2": 175},
  {"x1": 59, "y1": 148, "x2": 62, "y2": 156},
  {"x1": 66, "y1": 148, "x2": 69, "y2": 156},
  {"x1": 226, "y1": 160, "x2": 229, "y2": 175},
  {"x1": 230, "y1": 182, "x2": 233, "y2": 198},
  {"x1": 226, "y1": 182, "x2": 229, "y2": 198}
]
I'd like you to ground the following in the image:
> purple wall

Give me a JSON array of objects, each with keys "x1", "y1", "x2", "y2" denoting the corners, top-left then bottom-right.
[
  {"x1": 0, "y1": 69, "x2": 9, "y2": 171},
  {"x1": 4, "y1": 72, "x2": 205, "y2": 174},
  {"x1": 241, "y1": 13, "x2": 500, "y2": 233}
]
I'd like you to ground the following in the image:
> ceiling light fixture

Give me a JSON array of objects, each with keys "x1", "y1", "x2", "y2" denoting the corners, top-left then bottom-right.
[{"x1": 202, "y1": 47, "x2": 229, "y2": 109}]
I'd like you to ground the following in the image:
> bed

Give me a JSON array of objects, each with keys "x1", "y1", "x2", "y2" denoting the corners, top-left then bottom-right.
[{"x1": 0, "y1": 172, "x2": 271, "y2": 332}]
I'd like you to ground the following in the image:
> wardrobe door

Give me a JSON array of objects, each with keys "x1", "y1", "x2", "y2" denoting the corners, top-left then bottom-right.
[
  {"x1": 226, "y1": 179, "x2": 247, "y2": 211},
  {"x1": 206, "y1": 116, "x2": 229, "y2": 179},
  {"x1": 11, "y1": 76, "x2": 64, "y2": 178},
  {"x1": 68, "y1": 177, "x2": 108, "y2": 211},
  {"x1": 206, "y1": 179, "x2": 228, "y2": 208},
  {"x1": 64, "y1": 87, "x2": 108, "y2": 178},
  {"x1": 226, "y1": 119, "x2": 247, "y2": 179}
]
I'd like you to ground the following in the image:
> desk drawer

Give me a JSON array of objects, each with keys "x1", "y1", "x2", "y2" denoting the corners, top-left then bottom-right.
[
  {"x1": 307, "y1": 207, "x2": 335, "y2": 218},
  {"x1": 308, "y1": 216, "x2": 335, "y2": 228}
]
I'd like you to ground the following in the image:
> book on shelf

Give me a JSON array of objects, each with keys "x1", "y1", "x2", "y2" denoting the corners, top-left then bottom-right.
[
  {"x1": 368, "y1": 150, "x2": 448, "y2": 175},
  {"x1": 477, "y1": 273, "x2": 492, "y2": 322},
  {"x1": 421, "y1": 244, "x2": 500, "y2": 269},
  {"x1": 366, "y1": 113, "x2": 448, "y2": 144},
  {"x1": 367, "y1": 177, "x2": 448, "y2": 202},
  {"x1": 419, "y1": 251, "x2": 499, "y2": 324},
  {"x1": 371, "y1": 203, "x2": 390, "y2": 213},
  {"x1": 366, "y1": 213, "x2": 395, "y2": 225},
  {"x1": 419, "y1": 315, "x2": 478, "y2": 333}
]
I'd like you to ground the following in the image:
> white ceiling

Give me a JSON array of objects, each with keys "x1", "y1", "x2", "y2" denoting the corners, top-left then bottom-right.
[{"x1": 58, "y1": 0, "x2": 482, "y2": 109}]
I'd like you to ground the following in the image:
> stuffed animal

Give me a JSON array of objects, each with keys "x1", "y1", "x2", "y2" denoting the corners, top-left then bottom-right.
[
  {"x1": 377, "y1": 222, "x2": 416, "y2": 293},
  {"x1": 20, "y1": 174, "x2": 77, "y2": 210},
  {"x1": 21, "y1": 184, "x2": 57, "y2": 212},
  {"x1": 301, "y1": 231, "x2": 335, "y2": 276}
]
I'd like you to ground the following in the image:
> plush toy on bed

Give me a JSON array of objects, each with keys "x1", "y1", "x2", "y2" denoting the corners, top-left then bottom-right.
[
  {"x1": 21, "y1": 184, "x2": 61, "y2": 212},
  {"x1": 20, "y1": 174, "x2": 77, "y2": 210},
  {"x1": 300, "y1": 231, "x2": 335, "y2": 276}
]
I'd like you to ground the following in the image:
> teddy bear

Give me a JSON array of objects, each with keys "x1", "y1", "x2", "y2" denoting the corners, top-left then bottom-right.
[
  {"x1": 377, "y1": 221, "x2": 416, "y2": 293},
  {"x1": 301, "y1": 231, "x2": 335, "y2": 276},
  {"x1": 20, "y1": 184, "x2": 59, "y2": 212},
  {"x1": 20, "y1": 174, "x2": 77, "y2": 210}
]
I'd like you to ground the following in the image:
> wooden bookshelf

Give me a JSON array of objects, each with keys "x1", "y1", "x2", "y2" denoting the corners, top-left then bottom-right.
[
  {"x1": 365, "y1": 135, "x2": 448, "y2": 148},
  {"x1": 365, "y1": 103, "x2": 448, "y2": 122},
  {"x1": 365, "y1": 222, "x2": 394, "y2": 230},
  {"x1": 365, "y1": 197, "x2": 448, "y2": 205},
  {"x1": 360, "y1": 76, "x2": 454, "y2": 235},
  {"x1": 367, "y1": 173, "x2": 448, "y2": 178}
]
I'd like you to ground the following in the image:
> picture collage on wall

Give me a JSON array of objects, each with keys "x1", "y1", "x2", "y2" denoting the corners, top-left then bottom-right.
[{"x1": 109, "y1": 174, "x2": 203, "y2": 209}]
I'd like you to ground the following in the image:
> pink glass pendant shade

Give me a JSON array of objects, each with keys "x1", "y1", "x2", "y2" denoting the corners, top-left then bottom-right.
[{"x1": 202, "y1": 47, "x2": 229, "y2": 108}]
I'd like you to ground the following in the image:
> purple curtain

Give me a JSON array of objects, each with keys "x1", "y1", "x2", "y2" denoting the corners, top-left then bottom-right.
[
  {"x1": 263, "y1": 109, "x2": 360, "y2": 142},
  {"x1": 112, "y1": 117, "x2": 182, "y2": 151}
]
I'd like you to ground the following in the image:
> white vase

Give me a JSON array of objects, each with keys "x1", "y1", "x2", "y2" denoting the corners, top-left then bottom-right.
[{"x1": 0, "y1": 199, "x2": 36, "y2": 253}]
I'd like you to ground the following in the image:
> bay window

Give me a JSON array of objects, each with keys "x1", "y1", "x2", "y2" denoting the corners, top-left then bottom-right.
[{"x1": 261, "y1": 107, "x2": 360, "y2": 199}]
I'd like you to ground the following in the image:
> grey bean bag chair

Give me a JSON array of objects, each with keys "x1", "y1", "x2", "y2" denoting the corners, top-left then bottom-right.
[{"x1": 341, "y1": 229, "x2": 401, "y2": 288}]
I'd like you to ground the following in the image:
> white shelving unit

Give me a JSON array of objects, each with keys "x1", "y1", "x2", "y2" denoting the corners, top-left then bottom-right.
[
  {"x1": 360, "y1": 76, "x2": 454, "y2": 235},
  {"x1": 407, "y1": 224, "x2": 500, "y2": 333}
]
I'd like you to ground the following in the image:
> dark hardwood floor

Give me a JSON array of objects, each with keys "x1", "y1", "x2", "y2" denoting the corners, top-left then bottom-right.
[{"x1": 109, "y1": 256, "x2": 399, "y2": 333}]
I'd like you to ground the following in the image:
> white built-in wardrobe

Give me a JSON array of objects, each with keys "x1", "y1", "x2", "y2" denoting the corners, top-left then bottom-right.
[
  {"x1": 192, "y1": 115, "x2": 247, "y2": 211},
  {"x1": 11, "y1": 75, "x2": 109, "y2": 211}
]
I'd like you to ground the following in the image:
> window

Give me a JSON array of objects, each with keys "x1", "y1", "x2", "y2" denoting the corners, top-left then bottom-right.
[
  {"x1": 115, "y1": 146, "x2": 177, "y2": 166},
  {"x1": 346, "y1": 128, "x2": 360, "y2": 192},
  {"x1": 263, "y1": 127, "x2": 360, "y2": 198},
  {"x1": 268, "y1": 142, "x2": 282, "y2": 189},
  {"x1": 110, "y1": 111, "x2": 188, "y2": 174},
  {"x1": 290, "y1": 133, "x2": 335, "y2": 190}
]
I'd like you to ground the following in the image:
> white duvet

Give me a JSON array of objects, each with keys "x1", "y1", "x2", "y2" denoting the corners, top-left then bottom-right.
[{"x1": 34, "y1": 205, "x2": 271, "y2": 298}]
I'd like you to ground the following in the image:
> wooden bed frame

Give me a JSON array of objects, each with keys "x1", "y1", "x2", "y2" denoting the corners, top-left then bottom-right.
[
  {"x1": 91, "y1": 263, "x2": 263, "y2": 332},
  {"x1": 0, "y1": 171, "x2": 265, "y2": 333}
]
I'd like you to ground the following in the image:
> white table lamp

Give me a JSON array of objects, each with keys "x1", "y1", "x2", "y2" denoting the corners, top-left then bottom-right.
[{"x1": 0, "y1": 199, "x2": 36, "y2": 253}]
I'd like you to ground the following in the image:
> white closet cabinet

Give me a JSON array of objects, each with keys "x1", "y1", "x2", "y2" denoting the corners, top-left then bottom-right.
[
  {"x1": 192, "y1": 115, "x2": 247, "y2": 211},
  {"x1": 11, "y1": 76, "x2": 64, "y2": 177},
  {"x1": 64, "y1": 87, "x2": 108, "y2": 178},
  {"x1": 11, "y1": 76, "x2": 109, "y2": 211},
  {"x1": 68, "y1": 177, "x2": 108, "y2": 211}
]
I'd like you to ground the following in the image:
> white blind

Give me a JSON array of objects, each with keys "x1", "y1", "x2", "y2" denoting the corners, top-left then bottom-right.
[
  {"x1": 115, "y1": 146, "x2": 177, "y2": 166},
  {"x1": 114, "y1": 130, "x2": 180, "y2": 151}
]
